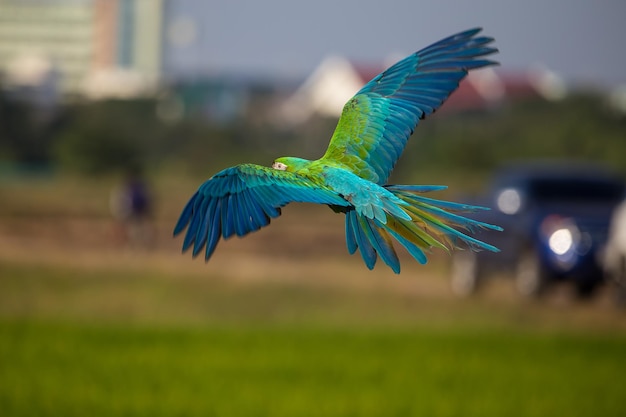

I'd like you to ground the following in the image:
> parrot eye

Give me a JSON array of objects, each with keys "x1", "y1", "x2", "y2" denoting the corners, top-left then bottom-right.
[{"x1": 272, "y1": 162, "x2": 288, "y2": 171}]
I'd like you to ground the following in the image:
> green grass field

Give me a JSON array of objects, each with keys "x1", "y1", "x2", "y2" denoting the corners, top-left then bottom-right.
[
  {"x1": 1, "y1": 177, "x2": 626, "y2": 416},
  {"x1": 2, "y1": 319, "x2": 625, "y2": 417}
]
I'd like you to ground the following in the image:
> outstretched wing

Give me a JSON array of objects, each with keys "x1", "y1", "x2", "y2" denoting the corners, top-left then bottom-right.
[
  {"x1": 321, "y1": 28, "x2": 498, "y2": 184},
  {"x1": 173, "y1": 164, "x2": 349, "y2": 260}
]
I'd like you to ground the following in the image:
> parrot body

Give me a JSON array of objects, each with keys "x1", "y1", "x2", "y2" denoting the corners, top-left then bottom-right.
[{"x1": 174, "y1": 28, "x2": 502, "y2": 273}]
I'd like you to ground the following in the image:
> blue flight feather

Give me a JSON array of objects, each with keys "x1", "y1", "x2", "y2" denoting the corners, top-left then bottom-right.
[
  {"x1": 349, "y1": 210, "x2": 377, "y2": 269},
  {"x1": 345, "y1": 210, "x2": 358, "y2": 255},
  {"x1": 174, "y1": 164, "x2": 350, "y2": 259},
  {"x1": 358, "y1": 216, "x2": 400, "y2": 273}
]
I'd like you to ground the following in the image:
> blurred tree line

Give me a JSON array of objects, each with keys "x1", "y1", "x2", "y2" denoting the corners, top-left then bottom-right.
[
  {"x1": 400, "y1": 93, "x2": 626, "y2": 180},
  {"x1": 0, "y1": 89, "x2": 624, "y2": 182}
]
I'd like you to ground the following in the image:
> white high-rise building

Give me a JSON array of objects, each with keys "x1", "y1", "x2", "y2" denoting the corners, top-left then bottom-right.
[{"x1": 0, "y1": 0, "x2": 164, "y2": 98}]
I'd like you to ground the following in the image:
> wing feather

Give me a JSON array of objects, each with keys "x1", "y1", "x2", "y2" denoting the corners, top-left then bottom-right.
[
  {"x1": 174, "y1": 164, "x2": 349, "y2": 260},
  {"x1": 321, "y1": 28, "x2": 498, "y2": 184}
]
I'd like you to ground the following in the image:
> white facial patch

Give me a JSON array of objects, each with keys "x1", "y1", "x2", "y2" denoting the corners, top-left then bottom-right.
[{"x1": 272, "y1": 162, "x2": 287, "y2": 171}]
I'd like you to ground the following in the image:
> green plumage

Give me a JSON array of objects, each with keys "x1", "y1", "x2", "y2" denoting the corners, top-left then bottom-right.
[{"x1": 174, "y1": 28, "x2": 501, "y2": 273}]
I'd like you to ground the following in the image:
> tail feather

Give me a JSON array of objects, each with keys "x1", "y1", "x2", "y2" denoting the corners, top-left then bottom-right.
[
  {"x1": 383, "y1": 224, "x2": 428, "y2": 265},
  {"x1": 383, "y1": 215, "x2": 447, "y2": 252},
  {"x1": 345, "y1": 210, "x2": 359, "y2": 255},
  {"x1": 343, "y1": 185, "x2": 500, "y2": 273},
  {"x1": 358, "y1": 215, "x2": 400, "y2": 273},
  {"x1": 389, "y1": 186, "x2": 502, "y2": 233},
  {"x1": 347, "y1": 210, "x2": 377, "y2": 270},
  {"x1": 401, "y1": 203, "x2": 499, "y2": 252}
]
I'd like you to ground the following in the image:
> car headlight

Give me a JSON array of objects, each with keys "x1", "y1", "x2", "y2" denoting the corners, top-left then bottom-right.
[
  {"x1": 541, "y1": 216, "x2": 580, "y2": 259},
  {"x1": 548, "y1": 228, "x2": 574, "y2": 255}
]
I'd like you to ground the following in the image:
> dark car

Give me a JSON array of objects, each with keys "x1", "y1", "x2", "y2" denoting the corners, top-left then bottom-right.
[{"x1": 450, "y1": 162, "x2": 626, "y2": 297}]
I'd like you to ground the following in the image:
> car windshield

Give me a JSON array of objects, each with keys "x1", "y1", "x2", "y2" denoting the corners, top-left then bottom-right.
[{"x1": 527, "y1": 177, "x2": 624, "y2": 203}]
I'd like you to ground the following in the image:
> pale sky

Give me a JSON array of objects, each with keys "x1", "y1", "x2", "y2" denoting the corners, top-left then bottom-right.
[{"x1": 162, "y1": 0, "x2": 626, "y2": 87}]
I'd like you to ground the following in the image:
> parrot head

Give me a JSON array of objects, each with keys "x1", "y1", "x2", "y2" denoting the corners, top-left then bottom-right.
[{"x1": 272, "y1": 156, "x2": 311, "y2": 172}]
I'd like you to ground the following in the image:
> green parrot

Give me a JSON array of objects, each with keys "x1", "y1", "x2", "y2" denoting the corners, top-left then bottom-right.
[{"x1": 174, "y1": 28, "x2": 501, "y2": 273}]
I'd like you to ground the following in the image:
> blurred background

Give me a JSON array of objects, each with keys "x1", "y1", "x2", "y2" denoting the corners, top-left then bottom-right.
[{"x1": 1, "y1": 1, "x2": 626, "y2": 416}]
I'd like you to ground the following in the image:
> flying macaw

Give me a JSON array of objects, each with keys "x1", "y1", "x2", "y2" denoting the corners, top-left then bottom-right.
[{"x1": 174, "y1": 28, "x2": 501, "y2": 273}]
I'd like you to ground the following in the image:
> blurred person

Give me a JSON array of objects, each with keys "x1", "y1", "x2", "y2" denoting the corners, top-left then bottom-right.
[{"x1": 110, "y1": 165, "x2": 155, "y2": 249}]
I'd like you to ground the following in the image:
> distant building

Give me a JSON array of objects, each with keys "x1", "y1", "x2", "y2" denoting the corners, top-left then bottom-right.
[
  {"x1": 0, "y1": 0, "x2": 163, "y2": 98},
  {"x1": 84, "y1": 0, "x2": 163, "y2": 98},
  {"x1": 276, "y1": 56, "x2": 364, "y2": 125},
  {"x1": 0, "y1": 0, "x2": 93, "y2": 95}
]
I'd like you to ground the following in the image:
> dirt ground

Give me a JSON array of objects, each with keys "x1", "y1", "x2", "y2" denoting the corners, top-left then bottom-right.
[{"x1": 1, "y1": 204, "x2": 624, "y2": 321}]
